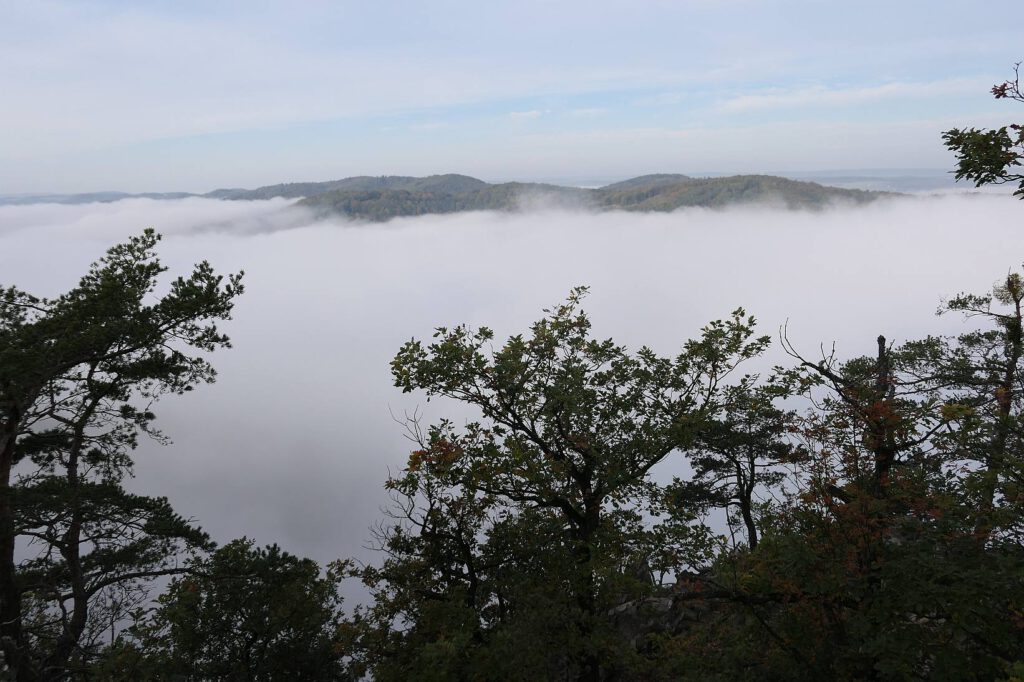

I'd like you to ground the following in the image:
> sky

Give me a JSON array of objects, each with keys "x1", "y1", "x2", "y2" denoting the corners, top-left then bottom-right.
[
  {"x1": 2, "y1": 0, "x2": 1021, "y2": 193},
  {"x1": 1, "y1": 194, "x2": 1021, "y2": 570}
]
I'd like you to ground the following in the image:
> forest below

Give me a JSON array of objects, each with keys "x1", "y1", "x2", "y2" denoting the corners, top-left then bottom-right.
[{"x1": 3, "y1": 234, "x2": 1024, "y2": 681}]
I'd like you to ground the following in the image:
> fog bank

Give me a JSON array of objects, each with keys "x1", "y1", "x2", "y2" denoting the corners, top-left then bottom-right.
[{"x1": 0, "y1": 195, "x2": 1018, "y2": 567}]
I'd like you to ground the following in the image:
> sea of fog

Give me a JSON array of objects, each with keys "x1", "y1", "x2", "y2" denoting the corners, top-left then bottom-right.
[{"x1": 0, "y1": 195, "x2": 1020, "y2": 569}]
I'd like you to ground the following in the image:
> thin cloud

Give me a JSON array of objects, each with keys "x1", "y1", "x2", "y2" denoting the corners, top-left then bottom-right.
[
  {"x1": 718, "y1": 78, "x2": 989, "y2": 113},
  {"x1": 567, "y1": 107, "x2": 608, "y2": 118},
  {"x1": 509, "y1": 110, "x2": 546, "y2": 120},
  {"x1": 6, "y1": 1, "x2": 1017, "y2": 193},
  {"x1": 408, "y1": 122, "x2": 452, "y2": 132},
  {"x1": 631, "y1": 92, "x2": 687, "y2": 107}
]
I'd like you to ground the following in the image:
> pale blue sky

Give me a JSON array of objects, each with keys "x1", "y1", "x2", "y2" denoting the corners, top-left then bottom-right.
[{"x1": 1, "y1": 0, "x2": 1020, "y2": 193}]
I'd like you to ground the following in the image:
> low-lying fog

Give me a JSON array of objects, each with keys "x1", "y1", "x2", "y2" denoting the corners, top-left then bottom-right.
[{"x1": 1, "y1": 195, "x2": 1019, "y2": 568}]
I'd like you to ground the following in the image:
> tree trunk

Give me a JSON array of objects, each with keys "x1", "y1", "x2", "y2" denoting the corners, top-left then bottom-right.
[
  {"x1": 46, "y1": 422, "x2": 89, "y2": 679},
  {"x1": 869, "y1": 335, "x2": 895, "y2": 495},
  {"x1": 574, "y1": 498, "x2": 601, "y2": 682},
  {"x1": 740, "y1": 497, "x2": 758, "y2": 551},
  {"x1": 0, "y1": 418, "x2": 31, "y2": 680},
  {"x1": 978, "y1": 285, "x2": 1023, "y2": 534}
]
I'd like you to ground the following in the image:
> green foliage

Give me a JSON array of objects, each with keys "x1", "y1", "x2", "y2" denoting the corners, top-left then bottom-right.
[
  {"x1": 943, "y1": 126, "x2": 1024, "y2": 195},
  {"x1": 104, "y1": 539, "x2": 348, "y2": 681},
  {"x1": 704, "y1": 269, "x2": 1024, "y2": 680},
  {"x1": 596, "y1": 174, "x2": 884, "y2": 211},
  {"x1": 669, "y1": 376, "x2": 800, "y2": 550},
  {"x1": 347, "y1": 274, "x2": 1024, "y2": 680},
  {"x1": 943, "y1": 62, "x2": 1024, "y2": 198},
  {"x1": 341, "y1": 288, "x2": 774, "y2": 680},
  {"x1": 0, "y1": 230, "x2": 242, "y2": 679}
]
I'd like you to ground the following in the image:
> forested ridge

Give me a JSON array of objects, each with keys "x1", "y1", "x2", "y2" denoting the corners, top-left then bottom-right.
[
  {"x1": 0, "y1": 174, "x2": 886, "y2": 219},
  {"x1": 0, "y1": 67, "x2": 1023, "y2": 681},
  {"x1": 292, "y1": 174, "x2": 885, "y2": 220}
]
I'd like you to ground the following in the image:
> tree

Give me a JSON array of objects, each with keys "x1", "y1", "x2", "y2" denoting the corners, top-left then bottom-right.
[
  {"x1": 104, "y1": 539, "x2": 348, "y2": 681},
  {"x1": 677, "y1": 279, "x2": 1024, "y2": 679},
  {"x1": 0, "y1": 230, "x2": 243, "y2": 679},
  {"x1": 943, "y1": 62, "x2": 1024, "y2": 197},
  {"x1": 347, "y1": 288, "x2": 771, "y2": 681},
  {"x1": 667, "y1": 376, "x2": 800, "y2": 551},
  {"x1": 933, "y1": 274, "x2": 1024, "y2": 536},
  {"x1": 349, "y1": 279, "x2": 1024, "y2": 679}
]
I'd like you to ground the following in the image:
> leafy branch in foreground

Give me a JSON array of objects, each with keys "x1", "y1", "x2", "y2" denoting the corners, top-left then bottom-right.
[{"x1": 944, "y1": 62, "x2": 1024, "y2": 197}]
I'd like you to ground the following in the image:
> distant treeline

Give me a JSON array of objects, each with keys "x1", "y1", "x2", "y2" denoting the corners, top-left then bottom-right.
[
  {"x1": 0, "y1": 173, "x2": 891, "y2": 219},
  {"x1": 295, "y1": 173, "x2": 889, "y2": 220}
]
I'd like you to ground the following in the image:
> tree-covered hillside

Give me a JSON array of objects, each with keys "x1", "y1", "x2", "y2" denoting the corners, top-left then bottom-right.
[
  {"x1": 599, "y1": 173, "x2": 693, "y2": 190},
  {"x1": 596, "y1": 174, "x2": 884, "y2": 210},
  {"x1": 1, "y1": 173, "x2": 890, "y2": 216},
  {"x1": 205, "y1": 173, "x2": 490, "y2": 201},
  {"x1": 295, "y1": 173, "x2": 887, "y2": 220}
]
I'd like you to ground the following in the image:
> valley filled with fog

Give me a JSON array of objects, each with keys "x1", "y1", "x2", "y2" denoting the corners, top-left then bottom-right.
[{"x1": 0, "y1": 194, "x2": 1017, "y2": 568}]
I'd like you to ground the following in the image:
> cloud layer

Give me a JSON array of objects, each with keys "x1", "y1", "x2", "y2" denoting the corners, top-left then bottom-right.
[{"x1": 1, "y1": 196, "x2": 1020, "y2": 570}]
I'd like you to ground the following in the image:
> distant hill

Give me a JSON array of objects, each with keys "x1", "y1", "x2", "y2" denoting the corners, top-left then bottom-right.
[
  {"x1": 296, "y1": 174, "x2": 890, "y2": 219},
  {"x1": 595, "y1": 175, "x2": 883, "y2": 211},
  {"x1": 204, "y1": 174, "x2": 489, "y2": 200},
  {"x1": 599, "y1": 174, "x2": 692, "y2": 191},
  {"x1": 1, "y1": 173, "x2": 894, "y2": 216},
  {"x1": 296, "y1": 181, "x2": 594, "y2": 220},
  {"x1": 0, "y1": 191, "x2": 194, "y2": 205}
]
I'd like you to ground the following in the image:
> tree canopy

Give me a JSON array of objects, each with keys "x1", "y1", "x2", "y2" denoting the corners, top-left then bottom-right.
[
  {"x1": 0, "y1": 230, "x2": 243, "y2": 679},
  {"x1": 341, "y1": 280, "x2": 1024, "y2": 681},
  {"x1": 99, "y1": 539, "x2": 348, "y2": 681}
]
